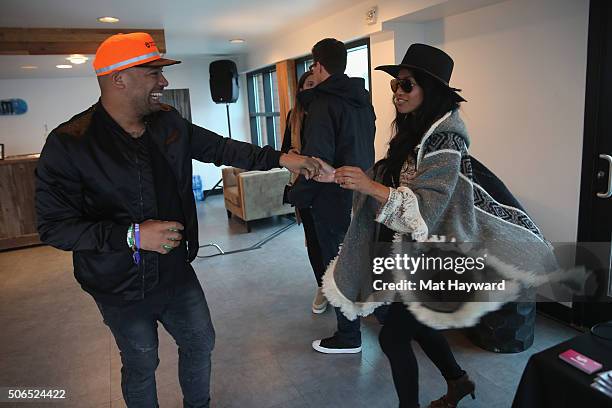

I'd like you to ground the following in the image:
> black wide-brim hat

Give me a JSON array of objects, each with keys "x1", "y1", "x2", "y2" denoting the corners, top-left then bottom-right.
[{"x1": 375, "y1": 43, "x2": 466, "y2": 102}]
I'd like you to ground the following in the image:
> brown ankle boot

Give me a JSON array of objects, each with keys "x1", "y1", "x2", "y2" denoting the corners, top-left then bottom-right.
[{"x1": 427, "y1": 373, "x2": 476, "y2": 408}]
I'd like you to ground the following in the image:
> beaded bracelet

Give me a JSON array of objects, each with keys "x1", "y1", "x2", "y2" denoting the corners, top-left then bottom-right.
[{"x1": 133, "y1": 223, "x2": 141, "y2": 265}]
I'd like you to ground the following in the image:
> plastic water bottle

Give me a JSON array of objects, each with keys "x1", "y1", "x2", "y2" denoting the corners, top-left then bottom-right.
[{"x1": 192, "y1": 175, "x2": 203, "y2": 201}]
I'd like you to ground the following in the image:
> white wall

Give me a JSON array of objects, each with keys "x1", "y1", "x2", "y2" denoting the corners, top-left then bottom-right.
[
  {"x1": 0, "y1": 55, "x2": 249, "y2": 191},
  {"x1": 370, "y1": 31, "x2": 397, "y2": 161},
  {"x1": 414, "y1": 0, "x2": 589, "y2": 242},
  {"x1": 0, "y1": 77, "x2": 99, "y2": 156},
  {"x1": 246, "y1": 0, "x2": 471, "y2": 71},
  {"x1": 164, "y1": 54, "x2": 250, "y2": 190}
]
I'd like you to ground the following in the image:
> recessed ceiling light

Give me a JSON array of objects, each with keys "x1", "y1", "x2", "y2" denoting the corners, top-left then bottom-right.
[
  {"x1": 56, "y1": 64, "x2": 73, "y2": 69},
  {"x1": 97, "y1": 16, "x2": 119, "y2": 23},
  {"x1": 229, "y1": 39, "x2": 245, "y2": 44},
  {"x1": 21, "y1": 65, "x2": 38, "y2": 69},
  {"x1": 66, "y1": 54, "x2": 89, "y2": 64}
]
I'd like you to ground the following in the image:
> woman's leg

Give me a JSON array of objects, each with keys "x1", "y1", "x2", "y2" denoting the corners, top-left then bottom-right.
[
  {"x1": 411, "y1": 311, "x2": 475, "y2": 407},
  {"x1": 378, "y1": 302, "x2": 421, "y2": 408},
  {"x1": 412, "y1": 320, "x2": 464, "y2": 381}
]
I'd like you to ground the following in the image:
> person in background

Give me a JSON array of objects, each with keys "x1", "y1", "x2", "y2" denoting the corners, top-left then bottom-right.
[
  {"x1": 35, "y1": 32, "x2": 324, "y2": 408},
  {"x1": 281, "y1": 71, "x2": 329, "y2": 314},
  {"x1": 280, "y1": 71, "x2": 317, "y2": 154},
  {"x1": 286, "y1": 38, "x2": 376, "y2": 354}
]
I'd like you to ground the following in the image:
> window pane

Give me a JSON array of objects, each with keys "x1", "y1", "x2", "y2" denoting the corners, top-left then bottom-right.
[
  {"x1": 346, "y1": 45, "x2": 369, "y2": 91},
  {"x1": 247, "y1": 66, "x2": 282, "y2": 147},
  {"x1": 271, "y1": 71, "x2": 279, "y2": 113},
  {"x1": 273, "y1": 115, "x2": 281, "y2": 148},
  {"x1": 256, "y1": 116, "x2": 267, "y2": 146},
  {"x1": 255, "y1": 74, "x2": 265, "y2": 113}
]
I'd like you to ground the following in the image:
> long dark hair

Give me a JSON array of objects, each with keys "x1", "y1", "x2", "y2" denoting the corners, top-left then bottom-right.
[
  {"x1": 376, "y1": 70, "x2": 460, "y2": 185},
  {"x1": 289, "y1": 71, "x2": 314, "y2": 152}
]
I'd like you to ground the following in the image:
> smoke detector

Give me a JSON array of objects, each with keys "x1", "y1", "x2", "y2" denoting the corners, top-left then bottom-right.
[{"x1": 366, "y1": 6, "x2": 378, "y2": 25}]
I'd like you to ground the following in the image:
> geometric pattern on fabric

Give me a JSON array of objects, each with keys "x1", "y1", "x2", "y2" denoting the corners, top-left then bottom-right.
[
  {"x1": 422, "y1": 132, "x2": 467, "y2": 155},
  {"x1": 472, "y1": 184, "x2": 545, "y2": 240},
  {"x1": 422, "y1": 131, "x2": 544, "y2": 241}
]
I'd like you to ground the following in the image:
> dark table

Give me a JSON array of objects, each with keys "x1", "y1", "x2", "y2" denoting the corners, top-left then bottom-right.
[{"x1": 512, "y1": 332, "x2": 612, "y2": 407}]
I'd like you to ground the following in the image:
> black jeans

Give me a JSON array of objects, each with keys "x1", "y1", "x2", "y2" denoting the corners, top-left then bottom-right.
[
  {"x1": 379, "y1": 303, "x2": 464, "y2": 408},
  {"x1": 96, "y1": 274, "x2": 215, "y2": 408},
  {"x1": 303, "y1": 206, "x2": 361, "y2": 345},
  {"x1": 299, "y1": 208, "x2": 325, "y2": 287}
]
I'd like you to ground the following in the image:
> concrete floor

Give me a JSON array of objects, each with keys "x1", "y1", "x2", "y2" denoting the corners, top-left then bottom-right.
[{"x1": 0, "y1": 195, "x2": 579, "y2": 408}]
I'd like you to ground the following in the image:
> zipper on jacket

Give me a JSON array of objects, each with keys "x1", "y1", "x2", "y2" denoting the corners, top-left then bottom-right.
[{"x1": 134, "y1": 140, "x2": 146, "y2": 300}]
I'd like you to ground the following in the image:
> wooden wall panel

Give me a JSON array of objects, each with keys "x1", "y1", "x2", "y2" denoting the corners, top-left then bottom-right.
[
  {"x1": 0, "y1": 28, "x2": 166, "y2": 55},
  {"x1": 275, "y1": 59, "x2": 297, "y2": 143}
]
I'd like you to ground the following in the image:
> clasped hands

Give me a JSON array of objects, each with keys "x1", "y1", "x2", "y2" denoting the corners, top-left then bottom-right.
[
  {"x1": 280, "y1": 152, "x2": 379, "y2": 195},
  {"x1": 311, "y1": 158, "x2": 390, "y2": 203},
  {"x1": 279, "y1": 153, "x2": 373, "y2": 193}
]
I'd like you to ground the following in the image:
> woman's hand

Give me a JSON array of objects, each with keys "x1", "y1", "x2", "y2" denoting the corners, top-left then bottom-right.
[
  {"x1": 334, "y1": 166, "x2": 373, "y2": 193},
  {"x1": 334, "y1": 166, "x2": 391, "y2": 203},
  {"x1": 312, "y1": 158, "x2": 336, "y2": 183}
]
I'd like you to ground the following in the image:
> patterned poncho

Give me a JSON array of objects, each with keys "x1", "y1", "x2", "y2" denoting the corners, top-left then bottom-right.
[{"x1": 322, "y1": 109, "x2": 569, "y2": 329}]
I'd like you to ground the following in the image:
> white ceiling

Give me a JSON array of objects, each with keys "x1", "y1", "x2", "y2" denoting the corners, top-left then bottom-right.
[
  {"x1": 0, "y1": 0, "x2": 358, "y2": 79},
  {"x1": 0, "y1": 0, "x2": 358, "y2": 55}
]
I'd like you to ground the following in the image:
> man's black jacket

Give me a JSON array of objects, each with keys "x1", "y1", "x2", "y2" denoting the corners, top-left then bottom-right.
[
  {"x1": 286, "y1": 74, "x2": 375, "y2": 210},
  {"x1": 36, "y1": 102, "x2": 281, "y2": 304}
]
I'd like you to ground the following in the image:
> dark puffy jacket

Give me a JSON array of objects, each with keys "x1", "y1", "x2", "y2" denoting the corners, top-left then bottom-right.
[
  {"x1": 286, "y1": 74, "x2": 376, "y2": 210},
  {"x1": 36, "y1": 102, "x2": 280, "y2": 303}
]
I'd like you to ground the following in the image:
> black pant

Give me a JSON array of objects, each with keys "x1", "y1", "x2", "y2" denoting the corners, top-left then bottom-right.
[
  {"x1": 379, "y1": 303, "x2": 464, "y2": 408},
  {"x1": 301, "y1": 206, "x2": 361, "y2": 345},
  {"x1": 299, "y1": 208, "x2": 325, "y2": 286},
  {"x1": 96, "y1": 275, "x2": 214, "y2": 408}
]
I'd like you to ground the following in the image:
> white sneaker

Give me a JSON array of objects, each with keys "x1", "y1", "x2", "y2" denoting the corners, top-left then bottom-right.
[{"x1": 312, "y1": 287, "x2": 328, "y2": 314}]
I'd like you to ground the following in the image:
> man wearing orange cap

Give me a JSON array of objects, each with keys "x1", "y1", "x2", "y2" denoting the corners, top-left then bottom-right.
[{"x1": 35, "y1": 32, "x2": 325, "y2": 408}]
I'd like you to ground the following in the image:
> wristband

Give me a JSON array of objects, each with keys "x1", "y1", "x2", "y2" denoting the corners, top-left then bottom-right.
[
  {"x1": 133, "y1": 223, "x2": 141, "y2": 265},
  {"x1": 127, "y1": 224, "x2": 135, "y2": 250}
]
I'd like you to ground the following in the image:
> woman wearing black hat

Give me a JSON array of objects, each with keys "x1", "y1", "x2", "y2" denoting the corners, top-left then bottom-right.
[
  {"x1": 311, "y1": 43, "x2": 473, "y2": 408},
  {"x1": 316, "y1": 42, "x2": 553, "y2": 407}
]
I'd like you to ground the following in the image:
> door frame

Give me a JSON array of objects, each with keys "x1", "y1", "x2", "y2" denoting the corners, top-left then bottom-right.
[{"x1": 538, "y1": 0, "x2": 612, "y2": 328}]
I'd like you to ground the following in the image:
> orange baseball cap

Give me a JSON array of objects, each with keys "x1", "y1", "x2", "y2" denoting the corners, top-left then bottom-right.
[{"x1": 93, "y1": 32, "x2": 180, "y2": 76}]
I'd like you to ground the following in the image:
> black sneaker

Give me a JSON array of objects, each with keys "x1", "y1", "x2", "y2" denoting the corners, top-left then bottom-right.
[{"x1": 312, "y1": 335, "x2": 361, "y2": 354}]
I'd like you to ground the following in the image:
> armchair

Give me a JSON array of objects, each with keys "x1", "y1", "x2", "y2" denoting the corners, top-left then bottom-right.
[{"x1": 221, "y1": 167, "x2": 294, "y2": 232}]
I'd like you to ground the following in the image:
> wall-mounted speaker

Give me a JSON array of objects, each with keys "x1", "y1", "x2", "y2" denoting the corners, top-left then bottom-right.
[{"x1": 209, "y1": 60, "x2": 239, "y2": 103}]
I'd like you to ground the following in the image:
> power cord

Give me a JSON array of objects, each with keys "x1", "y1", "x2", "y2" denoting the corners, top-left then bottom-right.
[
  {"x1": 196, "y1": 217, "x2": 296, "y2": 259},
  {"x1": 591, "y1": 321, "x2": 612, "y2": 341}
]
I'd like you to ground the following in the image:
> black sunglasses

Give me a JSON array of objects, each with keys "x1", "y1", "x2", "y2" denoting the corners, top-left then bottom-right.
[
  {"x1": 390, "y1": 78, "x2": 416, "y2": 93},
  {"x1": 308, "y1": 61, "x2": 317, "y2": 71}
]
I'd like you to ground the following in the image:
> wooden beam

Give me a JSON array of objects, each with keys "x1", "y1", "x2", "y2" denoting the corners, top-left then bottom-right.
[
  {"x1": 0, "y1": 28, "x2": 166, "y2": 55},
  {"x1": 275, "y1": 59, "x2": 297, "y2": 145}
]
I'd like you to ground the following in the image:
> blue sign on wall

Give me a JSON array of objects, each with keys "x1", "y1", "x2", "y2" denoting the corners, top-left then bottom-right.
[{"x1": 0, "y1": 99, "x2": 28, "y2": 115}]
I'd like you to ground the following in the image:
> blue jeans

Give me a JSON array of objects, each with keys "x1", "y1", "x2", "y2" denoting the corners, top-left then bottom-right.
[{"x1": 96, "y1": 276, "x2": 215, "y2": 408}]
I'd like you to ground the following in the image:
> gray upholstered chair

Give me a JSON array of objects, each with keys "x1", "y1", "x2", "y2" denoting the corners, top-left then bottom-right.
[{"x1": 221, "y1": 167, "x2": 294, "y2": 232}]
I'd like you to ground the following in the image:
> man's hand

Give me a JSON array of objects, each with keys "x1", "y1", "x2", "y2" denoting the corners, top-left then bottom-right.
[
  {"x1": 279, "y1": 152, "x2": 323, "y2": 180},
  {"x1": 139, "y1": 220, "x2": 184, "y2": 254}
]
